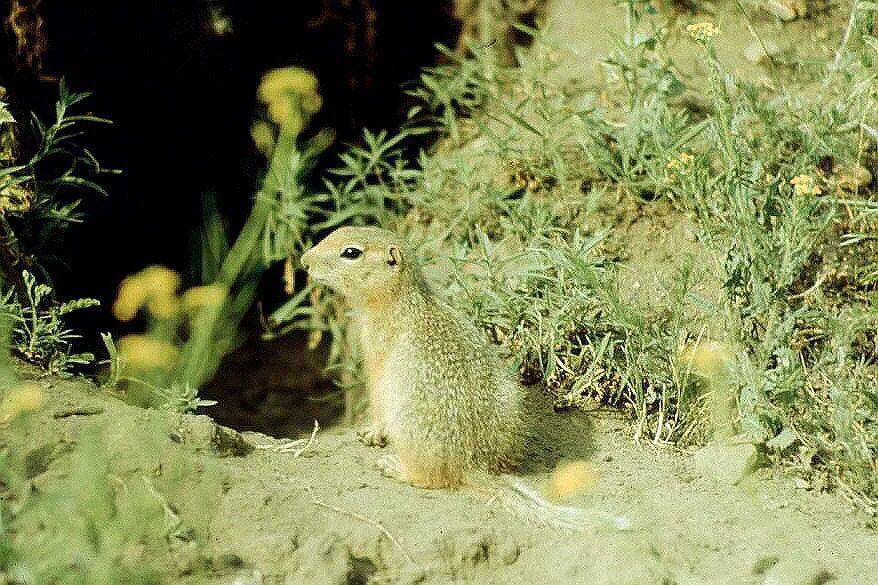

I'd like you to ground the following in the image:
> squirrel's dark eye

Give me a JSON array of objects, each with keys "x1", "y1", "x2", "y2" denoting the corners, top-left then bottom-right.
[{"x1": 340, "y1": 247, "x2": 363, "y2": 259}]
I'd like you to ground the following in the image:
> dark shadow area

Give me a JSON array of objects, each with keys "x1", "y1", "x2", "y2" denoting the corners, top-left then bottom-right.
[
  {"x1": 517, "y1": 385, "x2": 598, "y2": 476},
  {"x1": 199, "y1": 330, "x2": 343, "y2": 437},
  {"x1": 2, "y1": 0, "x2": 458, "y2": 340}
]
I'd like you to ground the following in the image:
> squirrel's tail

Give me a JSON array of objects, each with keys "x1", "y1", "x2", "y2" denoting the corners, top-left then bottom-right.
[{"x1": 490, "y1": 474, "x2": 631, "y2": 532}]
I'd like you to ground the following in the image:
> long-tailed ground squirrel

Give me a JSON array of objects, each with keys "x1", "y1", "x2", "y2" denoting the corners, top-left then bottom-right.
[{"x1": 301, "y1": 226, "x2": 525, "y2": 489}]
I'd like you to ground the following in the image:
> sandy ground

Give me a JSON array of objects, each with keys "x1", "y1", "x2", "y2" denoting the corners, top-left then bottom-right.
[{"x1": 5, "y1": 370, "x2": 877, "y2": 584}]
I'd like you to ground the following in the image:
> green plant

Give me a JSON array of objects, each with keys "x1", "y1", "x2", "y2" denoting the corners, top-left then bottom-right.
[
  {"x1": 1, "y1": 270, "x2": 98, "y2": 376},
  {"x1": 0, "y1": 80, "x2": 113, "y2": 305},
  {"x1": 0, "y1": 81, "x2": 110, "y2": 378},
  {"x1": 104, "y1": 66, "x2": 333, "y2": 412},
  {"x1": 658, "y1": 9, "x2": 878, "y2": 509},
  {"x1": 405, "y1": 44, "x2": 495, "y2": 144},
  {"x1": 605, "y1": 0, "x2": 684, "y2": 108},
  {"x1": 574, "y1": 1, "x2": 702, "y2": 199}
]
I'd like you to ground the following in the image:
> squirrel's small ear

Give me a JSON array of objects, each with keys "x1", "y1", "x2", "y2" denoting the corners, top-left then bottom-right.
[{"x1": 387, "y1": 245, "x2": 403, "y2": 268}]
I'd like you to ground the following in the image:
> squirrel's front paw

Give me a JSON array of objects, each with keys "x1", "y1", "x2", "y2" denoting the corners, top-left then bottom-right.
[{"x1": 357, "y1": 426, "x2": 388, "y2": 448}]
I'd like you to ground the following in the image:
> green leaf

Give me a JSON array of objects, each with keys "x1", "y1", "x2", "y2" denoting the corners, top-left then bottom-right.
[
  {"x1": 766, "y1": 428, "x2": 798, "y2": 451},
  {"x1": 0, "y1": 102, "x2": 14, "y2": 126},
  {"x1": 55, "y1": 175, "x2": 109, "y2": 196}
]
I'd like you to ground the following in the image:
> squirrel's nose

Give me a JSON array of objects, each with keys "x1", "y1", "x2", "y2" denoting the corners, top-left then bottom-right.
[{"x1": 300, "y1": 250, "x2": 312, "y2": 271}]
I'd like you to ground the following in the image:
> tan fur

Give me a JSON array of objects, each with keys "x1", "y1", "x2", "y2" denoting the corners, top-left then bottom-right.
[{"x1": 301, "y1": 226, "x2": 525, "y2": 489}]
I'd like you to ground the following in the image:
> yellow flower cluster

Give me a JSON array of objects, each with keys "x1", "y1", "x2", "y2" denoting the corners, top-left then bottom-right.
[
  {"x1": 666, "y1": 151, "x2": 695, "y2": 173},
  {"x1": 118, "y1": 334, "x2": 179, "y2": 370},
  {"x1": 257, "y1": 66, "x2": 323, "y2": 130},
  {"x1": 0, "y1": 383, "x2": 45, "y2": 422},
  {"x1": 790, "y1": 174, "x2": 822, "y2": 196},
  {"x1": 679, "y1": 340, "x2": 733, "y2": 378},
  {"x1": 686, "y1": 22, "x2": 720, "y2": 42},
  {"x1": 182, "y1": 284, "x2": 228, "y2": 310},
  {"x1": 113, "y1": 265, "x2": 181, "y2": 321},
  {"x1": 113, "y1": 267, "x2": 228, "y2": 322}
]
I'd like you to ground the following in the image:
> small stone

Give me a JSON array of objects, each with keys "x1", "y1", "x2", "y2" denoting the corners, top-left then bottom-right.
[
  {"x1": 694, "y1": 441, "x2": 762, "y2": 485},
  {"x1": 766, "y1": 428, "x2": 798, "y2": 451},
  {"x1": 499, "y1": 540, "x2": 520, "y2": 565},
  {"x1": 177, "y1": 414, "x2": 253, "y2": 457},
  {"x1": 52, "y1": 405, "x2": 104, "y2": 418},
  {"x1": 752, "y1": 555, "x2": 780, "y2": 575},
  {"x1": 744, "y1": 40, "x2": 781, "y2": 65},
  {"x1": 763, "y1": 0, "x2": 797, "y2": 21}
]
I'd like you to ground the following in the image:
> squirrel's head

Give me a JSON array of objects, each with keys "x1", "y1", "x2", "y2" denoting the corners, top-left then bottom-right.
[{"x1": 301, "y1": 226, "x2": 414, "y2": 307}]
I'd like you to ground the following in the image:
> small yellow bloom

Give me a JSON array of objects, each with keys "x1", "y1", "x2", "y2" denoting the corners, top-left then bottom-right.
[
  {"x1": 182, "y1": 284, "x2": 228, "y2": 310},
  {"x1": 118, "y1": 335, "x2": 178, "y2": 370},
  {"x1": 113, "y1": 274, "x2": 149, "y2": 321},
  {"x1": 138, "y1": 265, "x2": 181, "y2": 298},
  {"x1": 301, "y1": 93, "x2": 323, "y2": 115},
  {"x1": 686, "y1": 22, "x2": 720, "y2": 42},
  {"x1": 112, "y1": 266, "x2": 181, "y2": 321},
  {"x1": 267, "y1": 98, "x2": 305, "y2": 131},
  {"x1": 545, "y1": 460, "x2": 596, "y2": 501},
  {"x1": 257, "y1": 67, "x2": 319, "y2": 104},
  {"x1": 680, "y1": 340, "x2": 733, "y2": 377},
  {"x1": 790, "y1": 174, "x2": 822, "y2": 196},
  {"x1": 667, "y1": 151, "x2": 695, "y2": 172},
  {"x1": 146, "y1": 294, "x2": 179, "y2": 319},
  {"x1": 250, "y1": 121, "x2": 275, "y2": 156},
  {"x1": 0, "y1": 383, "x2": 45, "y2": 421}
]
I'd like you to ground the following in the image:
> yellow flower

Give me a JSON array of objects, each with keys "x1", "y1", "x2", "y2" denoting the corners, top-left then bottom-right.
[
  {"x1": 0, "y1": 383, "x2": 45, "y2": 421},
  {"x1": 545, "y1": 460, "x2": 596, "y2": 501},
  {"x1": 113, "y1": 274, "x2": 150, "y2": 321},
  {"x1": 666, "y1": 151, "x2": 695, "y2": 172},
  {"x1": 790, "y1": 174, "x2": 822, "y2": 196},
  {"x1": 680, "y1": 340, "x2": 733, "y2": 377},
  {"x1": 686, "y1": 22, "x2": 720, "y2": 42},
  {"x1": 138, "y1": 265, "x2": 181, "y2": 298},
  {"x1": 182, "y1": 284, "x2": 228, "y2": 310},
  {"x1": 250, "y1": 121, "x2": 275, "y2": 156},
  {"x1": 267, "y1": 98, "x2": 304, "y2": 131},
  {"x1": 112, "y1": 266, "x2": 181, "y2": 321},
  {"x1": 118, "y1": 335, "x2": 178, "y2": 370},
  {"x1": 257, "y1": 67, "x2": 319, "y2": 104},
  {"x1": 301, "y1": 93, "x2": 323, "y2": 115}
]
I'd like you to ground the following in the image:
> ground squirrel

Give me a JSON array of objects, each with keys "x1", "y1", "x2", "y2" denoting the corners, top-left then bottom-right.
[
  {"x1": 301, "y1": 226, "x2": 524, "y2": 488},
  {"x1": 301, "y1": 226, "x2": 629, "y2": 530}
]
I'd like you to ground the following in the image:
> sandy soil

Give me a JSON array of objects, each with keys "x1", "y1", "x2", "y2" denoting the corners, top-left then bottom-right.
[{"x1": 5, "y1": 369, "x2": 877, "y2": 584}]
